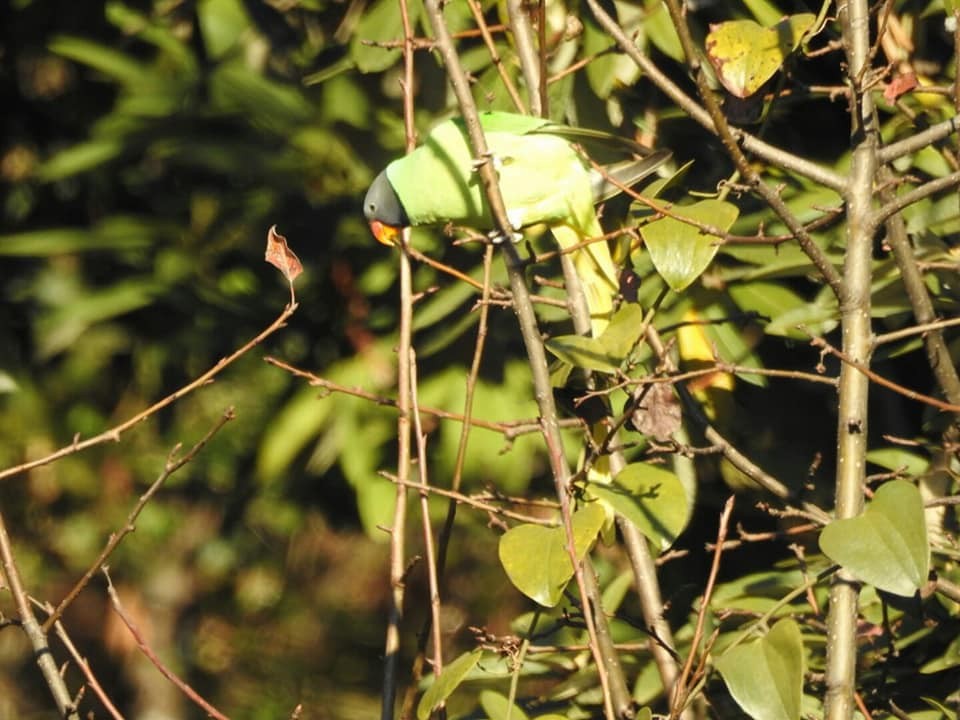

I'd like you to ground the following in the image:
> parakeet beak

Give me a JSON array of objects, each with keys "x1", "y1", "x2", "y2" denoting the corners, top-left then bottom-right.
[{"x1": 369, "y1": 219, "x2": 401, "y2": 246}]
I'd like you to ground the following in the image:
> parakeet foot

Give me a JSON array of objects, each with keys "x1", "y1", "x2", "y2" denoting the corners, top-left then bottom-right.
[{"x1": 487, "y1": 229, "x2": 524, "y2": 244}]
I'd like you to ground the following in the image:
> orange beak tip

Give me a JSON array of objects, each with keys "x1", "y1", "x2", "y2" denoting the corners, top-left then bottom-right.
[{"x1": 369, "y1": 220, "x2": 401, "y2": 246}]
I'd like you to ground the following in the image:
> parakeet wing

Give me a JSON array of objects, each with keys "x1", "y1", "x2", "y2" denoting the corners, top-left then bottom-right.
[{"x1": 385, "y1": 113, "x2": 592, "y2": 230}]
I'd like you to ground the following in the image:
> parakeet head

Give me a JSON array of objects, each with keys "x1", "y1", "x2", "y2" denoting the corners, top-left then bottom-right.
[{"x1": 364, "y1": 170, "x2": 409, "y2": 245}]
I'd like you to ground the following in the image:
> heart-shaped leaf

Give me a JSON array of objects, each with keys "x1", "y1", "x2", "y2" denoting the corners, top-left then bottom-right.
[
  {"x1": 640, "y1": 199, "x2": 739, "y2": 292},
  {"x1": 705, "y1": 14, "x2": 815, "y2": 98},
  {"x1": 498, "y1": 503, "x2": 605, "y2": 607},
  {"x1": 819, "y1": 479, "x2": 929, "y2": 597},
  {"x1": 715, "y1": 618, "x2": 804, "y2": 720},
  {"x1": 587, "y1": 462, "x2": 689, "y2": 549},
  {"x1": 417, "y1": 648, "x2": 483, "y2": 720}
]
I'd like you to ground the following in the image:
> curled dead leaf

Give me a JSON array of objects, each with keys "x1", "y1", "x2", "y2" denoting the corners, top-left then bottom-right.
[{"x1": 264, "y1": 225, "x2": 303, "y2": 285}]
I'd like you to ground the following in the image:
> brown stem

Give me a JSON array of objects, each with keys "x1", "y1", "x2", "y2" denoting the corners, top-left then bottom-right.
[
  {"x1": 42, "y1": 408, "x2": 236, "y2": 633},
  {"x1": 0, "y1": 301, "x2": 296, "y2": 483},
  {"x1": 0, "y1": 511, "x2": 79, "y2": 718}
]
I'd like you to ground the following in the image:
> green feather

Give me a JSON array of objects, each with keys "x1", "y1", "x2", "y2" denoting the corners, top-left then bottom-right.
[{"x1": 381, "y1": 111, "x2": 667, "y2": 335}]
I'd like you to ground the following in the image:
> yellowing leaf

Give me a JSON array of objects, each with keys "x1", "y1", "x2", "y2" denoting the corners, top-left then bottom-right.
[
  {"x1": 498, "y1": 504, "x2": 605, "y2": 607},
  {"x1": 677, "y1": 308, "x2": 735, "y2": 392},
  {"x1": 705, "y1": 14, "x2": 815, "y2": 98}
]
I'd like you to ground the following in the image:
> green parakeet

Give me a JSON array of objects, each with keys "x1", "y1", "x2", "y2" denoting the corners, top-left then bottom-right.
[{"x1": 363, "y1": 111, "x2": 670, "y2": 336}]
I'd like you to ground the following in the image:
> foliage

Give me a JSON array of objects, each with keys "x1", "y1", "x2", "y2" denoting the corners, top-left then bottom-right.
[{"x1": 0, "y1": 0, "x2": 958, "y2": 719}]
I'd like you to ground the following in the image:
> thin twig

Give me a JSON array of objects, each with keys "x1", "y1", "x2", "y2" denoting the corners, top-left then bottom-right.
[
  {"x1": 103, "y1": 569, "x2": 230, "y2": 720},
  {"x1": 384, "y1": 475, "x2": 557, "y2": 525},
  {"x1": 872, "y1": 170, "x2": 960, "y2": 227},
  {"x1": 409, "y1": 350, "x2": 444, "y2": 675},
  {"x1": 49, "y1": 610, "x2": 126, "y2": 720},
  {"x1": 42, "y1": 408, "x2": 236, "y2": 633},
  {"x1": 506, "y1": 0, "x2": 541, "y2": 116},
  {"x1": 264, "y1": 355, "x2": 582, "y2": 437},
  {"x1": 583, "y1": 0, "x2": 847, "y2": 192},
  {"x1": 0, "y1": 301, "x2": 296, "y2": 483},
  {"x1": 874, "y1": 315, "x2": 960, "y2": 346},
  {"x1": 382, "y1": 0, "x2": 418, "y2": 714},
  {"x1": 877, "y1": 115, "x2": 960, "y2": 163},
  {"x1": 671, "y1": 497, "x2": 735, "y2": 718},
  {"x1": 467, "y1": 0, "x2": 526, "y2": 113},
  {"x1": 811, "y1": 336, "x2": 960, "y2": 413},
  {"x1": 0, "y1": 512, "x2": 79, "y2": 718}
]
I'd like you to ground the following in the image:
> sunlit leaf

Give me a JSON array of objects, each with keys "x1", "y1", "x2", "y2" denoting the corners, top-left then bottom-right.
[
  {"x1": 417, "y1": 649, "x2": 484, "y2": 720},
  {"x1": 587, "y1": 462, "x2": 689, "y2": 549},
  {"x1": 597, "y1": 303, "x2": 645, "y2": 361},
  {"x1": 705, "y1": 14, "x2": 815, "y2": 98},
  {"x1": 716, "y1": 619, "x2": 804, "y2": 720},
  {"x1": 865, "y1": 448, "x2": 928, "y2": 477},
  {"x1": 545, "y1": 334, "x2": 621, "y2": 374},
  {"x1": 820, "y1": 480, "x2": 930, "y2": 597},
  {"x1": 49, "y1": 35, "x2": 151, "y2": 85},
  {"x1": 498, "y1": 503, "x2": 605, "y2": 607},
  {"x1": 641, "y1": 199, "x2": 739, "y2": 291},
  {"x1": 36, "y1": 140, "x2": 124, "y2": 181},
  {"x1": 197, "y1": 0, "x2": 251, "y2": 58}
]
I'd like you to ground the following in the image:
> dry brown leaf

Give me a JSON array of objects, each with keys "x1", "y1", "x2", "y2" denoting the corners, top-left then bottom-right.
[
  {"x1": 264, "y1": 225, "x2": 303, "y2": 285},
  {"x1": 630, "y1": 382, "x2": 681, "y2": 442}
]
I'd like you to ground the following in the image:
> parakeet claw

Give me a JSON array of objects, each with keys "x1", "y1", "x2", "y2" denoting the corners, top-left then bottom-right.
[
  {"x1": 471, "y1": 151, "x2": 498, "y2": 171},
  {"x1": 487, "y1": 229, "x2": 523, "y2": 245}
]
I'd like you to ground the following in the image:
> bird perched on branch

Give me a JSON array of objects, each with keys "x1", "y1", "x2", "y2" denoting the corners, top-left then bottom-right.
[{"x1": 363, "y1": 111, "x2": 670, "y2": 336}]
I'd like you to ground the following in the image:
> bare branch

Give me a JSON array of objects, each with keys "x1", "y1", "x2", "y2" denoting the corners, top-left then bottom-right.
[
  {"x1": 1, "y1": 300, "x2": 296, "y2": 483},
  {"x1": 0, "y1": 512, "x2": 79, "y2": 719},
  {"x1": 103, "y1": 569, "x2": 230, "y2": 720},
  {"x1": 42, "y1": 408, "x2": 236, "y2": 633}
]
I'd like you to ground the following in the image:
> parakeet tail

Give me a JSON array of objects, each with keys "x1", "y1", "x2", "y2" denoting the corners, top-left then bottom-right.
[{"x1": 551, "y1": 223, "x2": 618, "y2": 337}]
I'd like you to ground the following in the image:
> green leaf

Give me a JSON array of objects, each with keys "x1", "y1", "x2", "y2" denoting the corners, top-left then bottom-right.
[
  {"x1": 498, "y1": 503, "x2": 605, "y2": 607},
  {"x1": 49, "y1": 35, "x2": 151, "y2": 86},
  {"x1": 728, "y1": 281, "x2": 806, "y2": 325},
  {"x1": 417, "y1": 649, "x2": 484, "y2": 720},
  {"x1": 715, "y1": 618, "x2": 805, "y2": 720},
  {"x1": 37, "y1": 279, "x2": 162, "y2": 357},
  {"x1": 350, "y1": 0, "x2": 421, "y2": 73},
  {"x1": 587, "y1": 463, "x2": 689, "y2": 550},
  {"x1": 583, "y1": 13, "x2": 639, "y2": 100},
  {"x1": 597, "y1": 303, "x2": 645, "y2": 361},
  {"x1": 741, "y1": 0, "x2": 787, "y2": 27},
  {"x1": 865, "y1": 448, "x2": 929, "y2": 477},
  {"x1": 705, "y1": 14, "x2": 815, "y2": 98},
  {"x1": 545, "y1": 334, "x2": 621, "y2": 374},
  {"x1": 479, "y1": 690, "x2": 530, "y2": 720},
  {"x1": 819, "y1": 480, "x2": 930, "y2": 597},
  {"x1": 644, "y1": 3, "x2": 684, "y2": 62},
  {"x1": 106, "y1": 1, "x2": 197, "y2": 72},
  {"x1": 36, "y1": 140, "x2": 124, "y2": 181},
  {"x1": 641, "y1": 199, "x2": 738, "y2": 292},
  {"x1": 197, "y1": 0, "x2": 251, "y2": 58}
]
